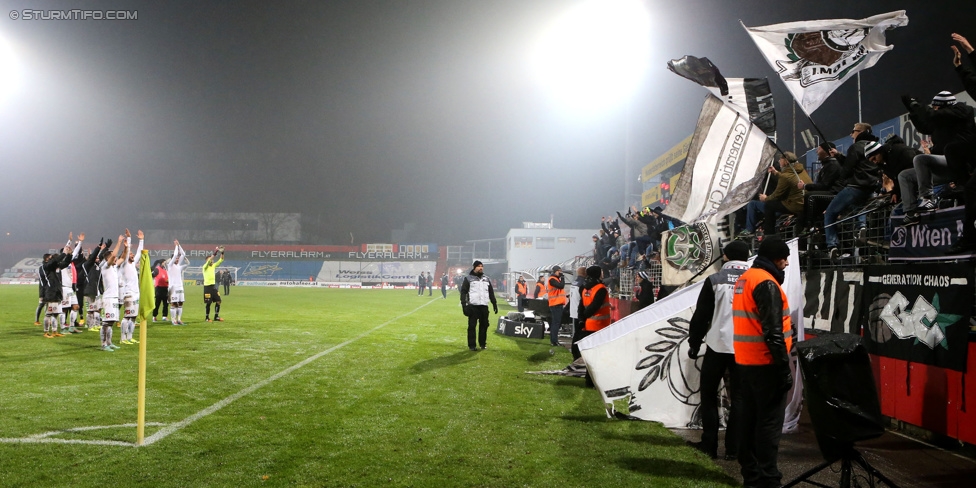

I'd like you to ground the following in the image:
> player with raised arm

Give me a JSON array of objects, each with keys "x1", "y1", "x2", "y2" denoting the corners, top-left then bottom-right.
[
  {"x1": 98, "y1": 235, "x2": 125, "y2": 351},
  {"x1": 119, "y1": 229, "x2": 144, "y2": 345},
  {"x1": 59, "y1": 233, "x2": 84, "y2": 334},
  {"x1": 83, "y1": 238, "x2": 109, "y2": 332},
  {"x1": 167, "y1": 240, "x2": 189, "y2": 325},
  {"x1": 202, "y1": 245, "x2": 225, "y2": 322},
  {"x1": 41, "y1": 241, "x2": 72, "y2": 338}
]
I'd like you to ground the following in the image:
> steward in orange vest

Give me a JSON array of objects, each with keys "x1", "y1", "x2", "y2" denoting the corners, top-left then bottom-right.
[
  {"x1": 729, "y1": 236, "x2": 793, "y2": 488},
  {"x1": 515, "y1": 277, "x2": 527, "y2": 313},
  {"x1": 573, "y1": 265, "x2": 610, "y2": 386},
  {"x1": 547, "y1": 266, "x2": 568, "y2": 347},
  {"x1": 533, "y1": 278, "x2": 546, "y2": 299}
]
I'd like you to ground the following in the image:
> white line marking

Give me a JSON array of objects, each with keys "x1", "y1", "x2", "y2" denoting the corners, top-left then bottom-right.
[
  {"x1": 0, "y1": 423, "x2": 166, "y2": 447},
  {"x1": 140, "y1": 300, "x2": 436, "y2": 446},
  {"x1": 1, "y1": 300, "x2": 436, "y2": 448}
]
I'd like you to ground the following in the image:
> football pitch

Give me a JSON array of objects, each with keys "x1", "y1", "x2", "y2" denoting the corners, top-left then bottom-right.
[{"x1": 0, "y1": 285, "x2": 733, "y2": 487}]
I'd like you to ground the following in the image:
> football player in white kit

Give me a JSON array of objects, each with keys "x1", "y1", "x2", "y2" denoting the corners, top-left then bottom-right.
[
  {"x1": 98, "y1": 235, "x2": 125, "y2": 351},
  {"x1": 119, "y1": 229, "x2": 144, "y2": 345},
  {"x1": 167, "y1": 240, "x2": 189, "y2": 325}
]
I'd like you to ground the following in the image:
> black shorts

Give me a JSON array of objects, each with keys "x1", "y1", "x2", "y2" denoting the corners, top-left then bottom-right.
[{"x1": 204, "y1": 285, "x2": 221, "y2": 304}]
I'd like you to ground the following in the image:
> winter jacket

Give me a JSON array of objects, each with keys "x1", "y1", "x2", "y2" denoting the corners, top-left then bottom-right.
[
  {"x1": 766, "y1": 161, "x2": 813, "y2": 214},
  {"x1": 804, "y1": 157, "x2": 844, "y2": 193},
  {"x1": 460, "y1": 272, "x2": 496, "y2": 307},
  {"x1": 907, "y1": 101, "x2": 976, "y2": 155},
  {"x1": 687, "y1": 260, "x2": 750, "y2": 355},
  {"x1": 836, "y1": 133, "x2": 882, "y2": 192}
]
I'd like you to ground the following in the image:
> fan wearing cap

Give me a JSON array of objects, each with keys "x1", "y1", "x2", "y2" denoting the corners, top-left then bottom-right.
[
  {"x1": 901, "y1": 90, "x2": 976, "y2": 217},
  {"x1": 634, "y1": 270, "x2": 655, "y2": 311},
  {"x1": 685, "y1": 240, "x2": 751, "y2": 460},
  {"x1": 459, "y1": 260, "x2": 497, "y2": 351},
  {"x1": 823, "y1": 123, "x2": 882, "y2": 259},
  {"x1": 731, "y1": 236, "x2": 795, "y2": 488}
]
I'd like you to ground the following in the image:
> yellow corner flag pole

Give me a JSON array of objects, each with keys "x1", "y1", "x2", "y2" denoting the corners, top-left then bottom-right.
[
  {"x1": 135, "y1": 248, "x2": 155, "y2": 446},
  {"x1": 137, "y1": 318, "x2": 148, "y2": 445}
]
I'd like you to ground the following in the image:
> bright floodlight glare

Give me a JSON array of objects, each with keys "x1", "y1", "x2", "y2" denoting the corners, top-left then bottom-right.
[
  {"x1": 531, "y1": 0, "x2": 651, "y2": 114},
  {"x1": 0, "y1": 35, "x2": 19, "y2": 104}
]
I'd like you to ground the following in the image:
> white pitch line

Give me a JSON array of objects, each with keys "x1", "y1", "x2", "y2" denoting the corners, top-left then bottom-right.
[
  {"x1": 140, "y1": 299, "x2": 436, "y2": 446},
  {"x1": 0, "y1": 422, "x2": 167, "y2": 447}
]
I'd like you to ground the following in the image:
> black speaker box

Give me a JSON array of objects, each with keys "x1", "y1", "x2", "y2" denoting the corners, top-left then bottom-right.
[{"x1": 797, "y1": 333, "x2": 884, "y2": 461}]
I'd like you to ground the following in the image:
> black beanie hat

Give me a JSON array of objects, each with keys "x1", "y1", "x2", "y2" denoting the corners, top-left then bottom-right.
[
  {"x1": 586, "y1": 265, "x2": 602, "y2": 280},
  {"x1": 758, "y1": 236, "x2": 790, "y2": 260},
  {"x1": 723, "y1": 240, "x2": 750, "y2": 261},
  {"x1": 472, "y1": 260, "x2": 483, "y2": 268}
]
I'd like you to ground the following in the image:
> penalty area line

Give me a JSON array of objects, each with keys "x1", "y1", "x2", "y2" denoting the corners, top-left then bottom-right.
[{"x1": 140, "y1": 299, "x2": 437, "y2": 446}]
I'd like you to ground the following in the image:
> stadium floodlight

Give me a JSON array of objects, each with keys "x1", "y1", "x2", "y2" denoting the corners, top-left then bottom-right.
[
  {"x1": 0, "y1": 34, "x2": 19, "y2": 105},
  {"x1": 530, "y1": 0, "x2": 651, "y2": 115}
]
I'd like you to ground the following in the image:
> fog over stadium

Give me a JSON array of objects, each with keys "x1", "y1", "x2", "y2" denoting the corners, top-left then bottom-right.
[{"x1": 0, "y1": 1, "x2": 973, "y2": 245}]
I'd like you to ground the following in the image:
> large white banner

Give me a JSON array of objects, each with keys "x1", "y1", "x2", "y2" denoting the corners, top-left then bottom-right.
[
  {"x1": 664, "y1": 95, "x2": 777, "y2": 225},
  {"x1": 316, "y1": 261, "x2": 437, "y2": 283},
  {"x1": 743, "y1": 11, "x2": 908, "y2": 115},
  {"x1": 579, "y1": 240, "x2": 805, "y2": 432}
]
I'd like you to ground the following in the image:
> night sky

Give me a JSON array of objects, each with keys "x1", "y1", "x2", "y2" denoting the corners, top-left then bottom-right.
[{"x1": 1, "y1": 1, "x2": 974, "y2": 245}]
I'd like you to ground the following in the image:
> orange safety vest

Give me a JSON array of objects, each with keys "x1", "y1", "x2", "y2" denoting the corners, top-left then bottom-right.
[
  {"x1": 516, "y1": 281, "x2": 527, "y2": 296},
  {"x1": 731, "y1": 267, "x2": 793, "y2": 366},
  {"x1": 582, "y1": 283, "x2": 612, "y2": 331},
  {"x1": 534, "y1": 282, "x2": 545, "y2": 299},
  {"x1": 547, "y1": 276, "x2": 567, "y2": 307}
]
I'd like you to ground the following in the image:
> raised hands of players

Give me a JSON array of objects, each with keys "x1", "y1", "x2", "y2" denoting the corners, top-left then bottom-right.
[
  {"x1": 174, "y1": 239, "x2": 180, "y2": 247},
  {"x1": 137, "y1": 230, "x2": 144, "y2": 240},
  {"x1": 78, "y1": 233, "x2": 85, "y2": 242},
  {"x1": 953, "y1": 45, "x2": 963, "y2": 67},
  {"x1": 953, "y1": 33, "x2": 974, "y2": 54},
  {"x1": 68, "y1": 231, "x2": 73, "y2": 241},
  {"x1": 125, "y1": 228, "x2": 131, "y2": 238}
]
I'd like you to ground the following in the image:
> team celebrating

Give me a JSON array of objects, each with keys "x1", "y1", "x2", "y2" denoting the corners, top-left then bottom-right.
[{"x1": 35, "y1": 230, "x2": 227, "y2": 351}]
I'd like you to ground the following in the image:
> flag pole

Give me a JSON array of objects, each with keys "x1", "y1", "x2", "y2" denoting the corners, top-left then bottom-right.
[
  {"x1": 135, "y1": 246, "x2": 154, "y2": 446},
  {"x1": 137, "y1": 318, "x2": 147, "y2": 445}
]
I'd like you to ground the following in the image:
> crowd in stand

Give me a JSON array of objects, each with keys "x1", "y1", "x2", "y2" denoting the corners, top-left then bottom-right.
[
  {"x1": 592, "y1": 205, "x2": 675, "y2": 287},
  {"x1": 728, "y1": 33, "x2": 976, "y2": 259}
]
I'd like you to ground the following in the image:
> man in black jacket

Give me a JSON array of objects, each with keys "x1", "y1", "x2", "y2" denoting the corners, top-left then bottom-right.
[
  {"x1": 41, "y1": 245, "x2": 71, "y2": 338},
  {"x1": 798, "y1": 142, "x2": 844, "y2": 229},
  {"x1": 686, "y1": 241, "x2": 751, "y2": 461},
  {"x1": 732, "y1": 237, "x2": 794, "y2": 488},
  {"x1": 902, "y1": 90, "x2": 976, "y2": 221},
  {"x1": 460, "y1": 261, "x2": 497, "y2": 351},
  {"x1": 947, "y1": 33, "x2": 976, "y2": 253},
  {"x1": 824, "y1": 124, "x2": 882, "y2": 259}
]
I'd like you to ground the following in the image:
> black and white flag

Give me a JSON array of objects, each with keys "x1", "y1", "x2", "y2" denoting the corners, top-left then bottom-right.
[
  {"x1": 742, "y1": 11, "x2": 908, "y2": 115},
  {"x1": 668, "y1": 55, "x2": 776, "y2": 137},
  {"x1": 663, "y1": 95, "x2": 778, "y2": 224}
]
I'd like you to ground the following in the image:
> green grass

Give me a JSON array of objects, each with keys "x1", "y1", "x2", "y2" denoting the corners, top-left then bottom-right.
[{"x1": 0, "y1": 285, "x2": 734, "y2": 487}]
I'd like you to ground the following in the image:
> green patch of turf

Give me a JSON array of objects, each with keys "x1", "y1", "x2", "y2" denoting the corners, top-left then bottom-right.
[{"x1": 0, "y1": 285, "x2": 734, "y2": 487}]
